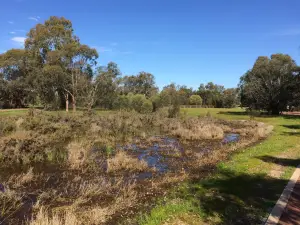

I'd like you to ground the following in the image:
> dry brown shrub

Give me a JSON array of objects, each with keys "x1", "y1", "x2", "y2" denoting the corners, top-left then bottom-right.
[
  {"x1": 0, "y1": 189, "x2": 23, "y2": 222},
  {"x1": 15, "y1": 117, "x2": 24, "y2": 129},
  {"x1": 86, "y1": 207, "x2": 112, "y2": 224},
  {"x1": 168, "y1": 118, "x2": 224, "y2": 140},
  {"x1": 67, "y1": 141, "x2": 91, "y2": 169},
  {"x1": 9, "y1": 167, "x2": 34, "y2": 188},
  {"x1": 28, "y1": 207, "x2": 79, "y2": 225},
  {"x1": 107, "y1": 151, "x2": 148, "y2": 172},
  {"x1": 256, "y1": 123, "x2": 274, "y2": 138}
]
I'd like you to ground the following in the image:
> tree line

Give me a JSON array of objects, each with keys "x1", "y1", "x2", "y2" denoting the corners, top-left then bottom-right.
[
  {"x1": 0, "y1": 16, "x2": 239, "y2": 112},
  {"x1": 2, "y1": 16, "x2": 298, "y2": 115}
]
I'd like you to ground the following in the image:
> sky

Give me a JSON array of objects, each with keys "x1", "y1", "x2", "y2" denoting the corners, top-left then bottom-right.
[{"x1": 1, "y1": 0, "x2": 300, "y2": 90}]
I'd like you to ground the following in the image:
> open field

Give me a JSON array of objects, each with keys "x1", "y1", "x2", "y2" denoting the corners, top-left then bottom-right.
[{"x1": 140, "y1": 108, "x2": 300, "y2": 224}]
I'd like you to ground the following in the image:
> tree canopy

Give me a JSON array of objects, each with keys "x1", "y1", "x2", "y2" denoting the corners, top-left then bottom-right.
[{"x1": 240, "y1": 54, "x2": 298, "y2": 114}]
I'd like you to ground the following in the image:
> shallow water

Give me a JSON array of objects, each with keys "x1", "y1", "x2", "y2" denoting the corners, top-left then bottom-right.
[
  {"x1": 223, "y1": 133, "x2": 240, "y2": 144},
  {"x1": 128, "y1": 134, "x2": 240, "y2": 175}
]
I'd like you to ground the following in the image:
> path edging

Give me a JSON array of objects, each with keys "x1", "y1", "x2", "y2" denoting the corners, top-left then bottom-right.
[{"x1": 265, "y1": 165, "x2": 300, "y2": 225}]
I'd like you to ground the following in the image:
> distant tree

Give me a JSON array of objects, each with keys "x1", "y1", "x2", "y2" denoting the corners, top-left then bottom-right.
[
  {"x1": 240, "y1": 54, "x2": 297, "y2": 114},
  {"x1": 223, "y1": 88, "x2": 239, "y2": 108},
  {"x1": 189, "y1": 95, "x2": 203, "y2": 105},
  {"x1": 178, "y1": 85, "x2": 194, "y2": 105},
  {"x1": 159, "y1": 83, "x2": 182, "y2": 117},
  {"x1": 96, "y1": 62, "x2": 121, "y2": 109},
  {"x1": 0, "y1": 49, "x2": 31, "y2": 108},
  {"x1": 197, "y1": 82, "x2": 225, "y2": 107},
  {"x1": 122, "y1": 72, "x2": 158, "y2": 97}
]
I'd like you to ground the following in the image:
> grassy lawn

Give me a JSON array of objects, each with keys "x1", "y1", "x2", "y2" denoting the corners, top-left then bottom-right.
[
  {"x1": 140, "y1": 108, "x2": 300, "y2": 225},
  {"x1": 0, "y1": 109, "x2": 29, "y2": 117}
]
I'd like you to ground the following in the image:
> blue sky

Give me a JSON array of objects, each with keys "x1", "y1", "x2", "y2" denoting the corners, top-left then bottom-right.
[{"x1": 1, "y1": 0, "x2": 300, "y2": 90}]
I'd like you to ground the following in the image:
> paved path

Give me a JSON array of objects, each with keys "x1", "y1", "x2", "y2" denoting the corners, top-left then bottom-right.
[
  {"x1": 266, "y1": 166, "x2": 300, "y2": 225},
  {"x1": 278, "y1": 176, "x2": 300, "y2": 225}
]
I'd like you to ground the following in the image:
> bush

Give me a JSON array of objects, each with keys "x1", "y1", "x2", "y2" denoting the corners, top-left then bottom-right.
[
  {"x1": 168, "y1": 104, "x2": 180, "y2": 118},
  {"x1": 140, "y1": 99, "x2": 153, "y2": 114},
  {"x1": 112, "y1": 95, "x2": 131, "y2": 110},
  {"x1": 0, "y1": 119, "x2": 16, "y2": 136},
  {"x1": 189, "y1": 95, "x2": 202, "y2": 105},
  {"x1": 131, "y1": 94, "x2": 146, "y2": 113}
]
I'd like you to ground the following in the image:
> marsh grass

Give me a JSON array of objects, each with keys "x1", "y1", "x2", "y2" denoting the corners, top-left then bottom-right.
[
  {"x1": 0, "y1": 109, "x2": 273, "y2": 224},
  {"x1": 0, "y1": 189, "x2": 24, "y2": 224},
  {"x1": 107, "y1": 151, "x2": 149, "y2": 173},
  {"x1": 28, "y1": 207, "x2": 79, "y2": 225},
  {"x1": 9, "y1": 167, "x2": 34, "y2": 188},
  {"x1": 0, "y1": 118, "x2": 16, "y2": 136}
]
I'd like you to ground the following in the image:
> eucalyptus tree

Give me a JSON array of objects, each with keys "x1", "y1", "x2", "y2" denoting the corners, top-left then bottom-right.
[
  {"x1": 240, "y1": 54, "x2": 297, "y2": 114},
  {"x1": 24, "y1": 16, "x2": 98, "y2": 111}
]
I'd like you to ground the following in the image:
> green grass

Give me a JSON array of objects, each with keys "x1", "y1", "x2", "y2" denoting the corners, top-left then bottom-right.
[
  {"x1": 0, "y1": 109, "x2": 29, "y2": 117},
  {"x1": 0, "y1": 109, "x2": 113, "y2": 117},
  {"x1": 140, "y1": 108, "x2": 300, "y2": 225}
]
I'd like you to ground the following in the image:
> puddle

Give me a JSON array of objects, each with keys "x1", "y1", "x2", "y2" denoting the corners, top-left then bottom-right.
[
  {"x1": 93, "y1": 134, "x2": 240, "y2": 179},
  {"x1": 223, "y1": 133, "x2": 240, "y2": 144},
  {"x1": 123, "y1": 136, "x2": 182, "y2": 173}
]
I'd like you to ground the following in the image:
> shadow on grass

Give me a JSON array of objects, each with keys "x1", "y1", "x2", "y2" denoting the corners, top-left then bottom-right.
[
  {"x1": 281, "y1": 124, "x2": 300, "y2": 130},
  {"x1": 281, "y1": 115, "x2": 300, "y2": 120},
  {"x1": 184, "y1": 169, "x2": 288, "y2": 224},
  {"x1": 217, "y1": 111, "x2": 277, "y2": 118},
  {"x1": 217, "y1": 111, "x2": 249, "y2": 116},
  {"x1": 217, "y1": 111, "x2": 300, "y2": 120},
  {"x1": 257, "y1": 156, "x2": 300, "y2": 167},
  {"x1": 281, "y1": 131, "x2": 300, "y2": 136}
]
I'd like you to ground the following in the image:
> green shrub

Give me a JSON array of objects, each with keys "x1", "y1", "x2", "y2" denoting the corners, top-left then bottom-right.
[
  {"x1": 189, "y1": 95, "x2": 203, "y2": 105},
  {"x1": 112, "y1": 95, "x2": 131, "y2": 110},
  {"x1": 131, "y1": 94, "x2": 147, "y2": 113},
  {"x1": 140, "y1": 99, "x2": 153, "y2": 114},
  {"x1": 0, "y1": 119, "x2": 16, "y2": 136}
]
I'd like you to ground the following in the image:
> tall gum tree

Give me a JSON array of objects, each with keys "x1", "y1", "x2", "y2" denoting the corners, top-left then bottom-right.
[{"x1": 24, "y1": 16, "x2": 98, "y2": 111}]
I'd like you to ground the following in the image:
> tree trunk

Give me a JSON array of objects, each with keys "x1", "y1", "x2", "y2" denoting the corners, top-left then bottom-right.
[
  {"x1": 72, "y1": 95, "x2": 76, "y2": 112},
  {"x1": 66, "y1": 95, "x2": 69, "y2": 112}
]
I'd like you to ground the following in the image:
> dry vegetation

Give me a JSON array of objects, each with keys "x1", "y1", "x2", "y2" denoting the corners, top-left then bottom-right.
[{"x1": 0, "y1": 109, "x2": 272, "y2": 224}]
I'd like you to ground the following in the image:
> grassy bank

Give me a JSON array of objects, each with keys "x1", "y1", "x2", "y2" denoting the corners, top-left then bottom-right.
[{"x1": 140, "y1": 108, "x2": 300, "y2": 225}]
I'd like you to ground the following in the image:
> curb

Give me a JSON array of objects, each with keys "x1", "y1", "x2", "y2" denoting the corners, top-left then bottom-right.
[{"x1": 265, "y1": 165, "x2": 300, "y2": 225}]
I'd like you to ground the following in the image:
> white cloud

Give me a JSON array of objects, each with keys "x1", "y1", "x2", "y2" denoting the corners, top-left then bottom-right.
[
  {"x1": 9, "y1": 31, "x2": 16, "y2": 34},
  {"x1": 8, "y1": 21, "x2": 14, "y2": 24},
  {"x1": 11, "y1": 37, "x2": 26, "y2": 45},
  {"x1": 111, "y1": 42, "x2": 118, "y2": 46},
  {"x1": 28, "y1": 16, "x2": 39, "y2": 22}
]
